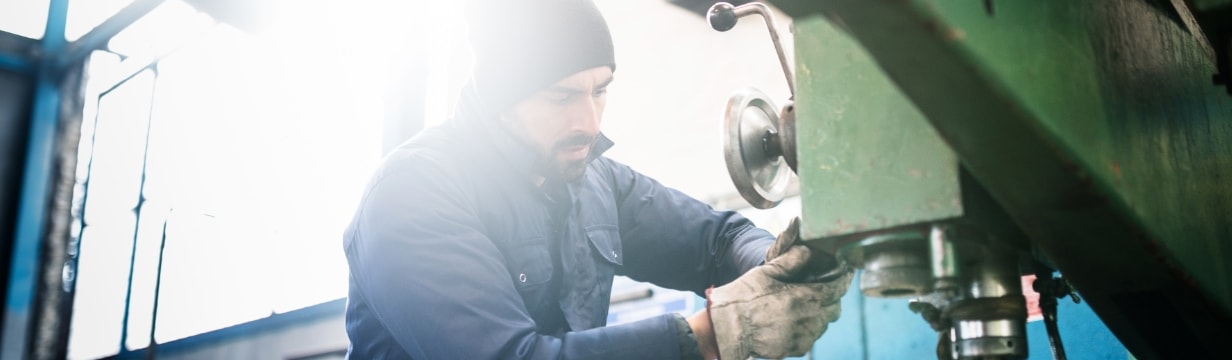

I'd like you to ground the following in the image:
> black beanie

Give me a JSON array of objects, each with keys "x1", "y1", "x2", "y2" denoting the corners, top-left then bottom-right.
[{"x1": 465, "y1": 0, "x2": 616, "y2": 114}]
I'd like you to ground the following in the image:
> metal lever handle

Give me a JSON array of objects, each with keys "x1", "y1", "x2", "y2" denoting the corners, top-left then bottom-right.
[{"x1": 707, "y1": 2, "x2": 795, "y2": 97}]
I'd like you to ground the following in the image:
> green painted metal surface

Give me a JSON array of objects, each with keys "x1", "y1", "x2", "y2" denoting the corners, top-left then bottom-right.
[
  {"x1": 779, "y1": 0, "x2": 1232, "y2": 358},
  {"x1": 794, "y1": 17, "x2": 961, "y2": 242},
  {"x1": 902, "y1": 0, "x2": 1231, "y2": 317},
  {"x1": 1195, "y1": 0, "x2": 1232, "y2": 11}
]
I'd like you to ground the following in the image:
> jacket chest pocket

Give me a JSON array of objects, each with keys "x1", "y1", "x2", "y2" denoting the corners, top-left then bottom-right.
[
  {"x1": 506, "y1": 241, "x2": 554, "y2": 316},
  {"x1": 585, "y1": 225, "x2": 623, "y2": 268},
  {"x1": 582, "y1": 226, "x2": 622, "y2": 297},
  {"x1": 577, "y1": 181, "x2": 622, "y2": 271},
  {"x1": 556, "y1": 225, "x2": 623, "y2": 330}
]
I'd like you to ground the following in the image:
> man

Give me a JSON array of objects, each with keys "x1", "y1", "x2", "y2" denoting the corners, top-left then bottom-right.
[{"x1": 342, "y1": 1, "x2": 852, "y2": 359}]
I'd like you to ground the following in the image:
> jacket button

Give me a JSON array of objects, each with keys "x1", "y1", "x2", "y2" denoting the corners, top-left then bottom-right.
[
  {"x1": 612, "y1": 251, "x2": 618, "y2": 258},
  {"x1": 518, "y1": 273, "x2": 527, "y2": 283}
]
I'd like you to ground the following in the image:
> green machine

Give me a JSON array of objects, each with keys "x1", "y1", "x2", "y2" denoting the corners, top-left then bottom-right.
[{"x1": 709, "y1": 1, "x2": 1232, "y2": 359}]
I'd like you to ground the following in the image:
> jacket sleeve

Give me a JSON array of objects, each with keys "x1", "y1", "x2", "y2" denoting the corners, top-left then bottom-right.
[
  {"x1": 597, "y1": 157, "x2": 774, "y2": 295},
  {"x1": 344, "y1": 152, "x2": 687, "y2": 360}
]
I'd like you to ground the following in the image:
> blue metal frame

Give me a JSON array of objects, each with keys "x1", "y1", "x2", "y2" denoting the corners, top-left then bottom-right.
[
  {"x1": 58, "y1": 0, "x2": 166, "y2": 71},
  {"x1": 3, "y1": 0, "x2": 220, "y2": 356},
  {"x1": 3, "y1": 0, "x2": 177, "y2": 358},
  {"x1": 1, "y1": 0, "x2": 69, "y2": 358},
  {"x1": 0, "y1": 50, "x2": 33, "y2": 74}
]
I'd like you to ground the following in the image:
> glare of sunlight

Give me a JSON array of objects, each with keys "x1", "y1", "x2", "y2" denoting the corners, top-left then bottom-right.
[
  {"x1": 67, "y1": 0, "x2": 435, "y2": 357},
  {"x1": 423, "y1": 1, "x2": 469, "y2": 128},
  {"x1": 106, "y1": 0, "x2": 214, "y2": 58}
]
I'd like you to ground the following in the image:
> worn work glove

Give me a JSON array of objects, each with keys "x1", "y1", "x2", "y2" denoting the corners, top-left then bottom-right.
[{"x1": 708, "y1": 218, "x2": 854, "y2": 360}]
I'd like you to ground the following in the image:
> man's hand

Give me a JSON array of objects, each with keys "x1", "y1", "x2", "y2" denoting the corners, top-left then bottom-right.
[
  {"x1": 697, "y1": 217, "x2": 854, "y2": 360},
  {"x1": 764, "y1": 218, "x2": 845, "y2": 282}
]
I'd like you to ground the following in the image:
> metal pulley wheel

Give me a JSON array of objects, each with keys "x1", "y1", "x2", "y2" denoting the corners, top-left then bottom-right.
[{"x1": 723, "y1": 87, "x2": 795, "y2": 209}]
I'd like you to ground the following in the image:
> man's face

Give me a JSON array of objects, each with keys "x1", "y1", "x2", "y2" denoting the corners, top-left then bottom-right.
[{"x1": 501, "y1": 66, "x2": 614, "y2": 181}]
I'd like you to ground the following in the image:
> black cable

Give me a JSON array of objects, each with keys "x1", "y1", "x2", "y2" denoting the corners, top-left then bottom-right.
[
  {"x1": 1034, "y1": 275, "x2": 1070, "y2": 360},
  {"x1": 1041, "y1": 295, "x2": 1067, "y2": 360}
]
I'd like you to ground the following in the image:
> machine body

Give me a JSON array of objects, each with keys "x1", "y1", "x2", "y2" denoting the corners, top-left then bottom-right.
[{"x1": 712, "y1": 1, "x2": 1232, "y2": 359}]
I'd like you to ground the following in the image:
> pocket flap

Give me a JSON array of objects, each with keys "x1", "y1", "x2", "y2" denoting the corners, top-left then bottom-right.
[{"x1": 585, "y1": 225, "x2": 623, "y2": 266}]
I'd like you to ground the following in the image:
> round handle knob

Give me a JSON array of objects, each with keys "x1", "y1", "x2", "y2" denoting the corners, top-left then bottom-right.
[{"x1": 708, "y1": 2, "x2": 738, "y2": 32}]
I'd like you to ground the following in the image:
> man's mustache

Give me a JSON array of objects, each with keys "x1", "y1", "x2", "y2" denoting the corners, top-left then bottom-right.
[{"x1": 552, "y1": 134, "x2": 597, "y2": 152}]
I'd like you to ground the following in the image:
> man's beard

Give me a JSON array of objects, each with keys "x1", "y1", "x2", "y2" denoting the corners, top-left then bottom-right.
[{"x1": 538, "y1": 134, "x2": 597, "y2": 182}]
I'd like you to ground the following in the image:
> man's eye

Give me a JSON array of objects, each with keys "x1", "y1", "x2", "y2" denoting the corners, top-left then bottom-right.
[
  {"x1": 592, "y1": 88, "x2": 607, "y2": 97},
  {"x1": 548, "y1": 94, "x2": 573, "y2": 105}
]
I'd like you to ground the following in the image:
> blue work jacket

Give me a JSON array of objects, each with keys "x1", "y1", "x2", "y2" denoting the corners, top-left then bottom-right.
[{"x1": 342, "y1": 97, "x2": 774, "y2": 359}]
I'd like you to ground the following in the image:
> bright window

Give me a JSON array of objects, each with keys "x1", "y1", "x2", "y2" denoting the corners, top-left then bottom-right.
[
  {"x1": 66, "y1": 0, "x2": 135, "y2": 41},
  {"x1": 0, "y1": 0, "x2": 51, "y2": 39},
  {"x1": 64, "y1": 1, "x2": 432, "y2": 357}
]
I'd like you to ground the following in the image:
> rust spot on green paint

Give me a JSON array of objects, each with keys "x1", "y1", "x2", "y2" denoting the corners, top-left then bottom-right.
[{"x1": 946, "y1": 28, "x2": 966, "y2": 41}]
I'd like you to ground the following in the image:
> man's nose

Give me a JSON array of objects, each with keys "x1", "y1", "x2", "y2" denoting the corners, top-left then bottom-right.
[{"x1": 571, "y1": 97, "x2": 602, "y2": 134}]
